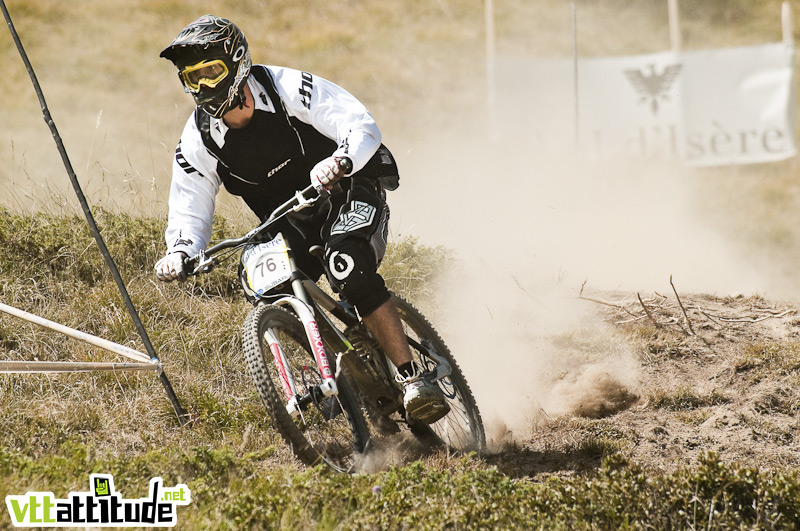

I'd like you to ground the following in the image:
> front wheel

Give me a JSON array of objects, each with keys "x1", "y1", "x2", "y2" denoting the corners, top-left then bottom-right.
[
  {"x1": 392, "y1": 294, "x2": 486, "y2": 454},
  {"x1": 242, "y1": 304, "x2": 370, "y2": 473}
]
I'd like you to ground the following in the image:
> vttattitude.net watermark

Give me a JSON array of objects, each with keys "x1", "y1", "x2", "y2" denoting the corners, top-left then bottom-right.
[{"x1": 6, "y1": 474, "x2": 191, "y2": 527}]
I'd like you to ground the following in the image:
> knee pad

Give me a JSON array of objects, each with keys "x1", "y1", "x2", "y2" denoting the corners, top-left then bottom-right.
[{"x1": 324, "y1": 240, "x2": 390, "y2": 316}]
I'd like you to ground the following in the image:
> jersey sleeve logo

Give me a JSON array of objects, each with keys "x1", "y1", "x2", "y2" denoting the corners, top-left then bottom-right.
[
  {"x1": 175, "y1": 142, "x2": 199, "y2": 175},
  {"x1": 298, "y1": 71, "x2": 313, "y2": 109}
]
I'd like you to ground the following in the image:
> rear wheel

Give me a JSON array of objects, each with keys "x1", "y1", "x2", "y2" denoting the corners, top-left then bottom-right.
[
  {"x1": 391, "y1": 294, "x2": 486, "y2": 454},
  {"x1": 242, "y1": 304, "x2": 370, "y2": 473}
]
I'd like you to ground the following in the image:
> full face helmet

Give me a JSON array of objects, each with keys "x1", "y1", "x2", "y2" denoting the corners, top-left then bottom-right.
[{"x1": 160, "y1": 15, "x2": 252, "y2": 118}]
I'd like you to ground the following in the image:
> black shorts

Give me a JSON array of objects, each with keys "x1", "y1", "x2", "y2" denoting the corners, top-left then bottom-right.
[{"x1": 278, "y1": 175, "x2": 391, "y2": 316}]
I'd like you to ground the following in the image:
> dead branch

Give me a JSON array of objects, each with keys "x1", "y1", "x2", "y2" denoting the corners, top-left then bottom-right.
[
  {"x1": 637, "y1": 292, "x2": 662, "y2": 328},
  {"x1": 714, "y1": 309, "x2": 795, "y2": 323},
  {"x1": 751, "y1": 307, "x2": 790, "y2": 315},
  {"x1": 615, "y1": 315, "x2": 649, "y2": 325},
  {"x1": 697, "y1": 310, "x2": 723, "y2": 326},
  {"x1": 580, "y1": 279, "x2": 796, "y2": 334},
  {"x1": 512, "y1": 275, "x2": 536, "y2": 300},
  {"x1": 670, "y1": 275, "x2": 695, "y2": 335},
  {"x1": 688, "y1": 307, "x2": 795, "y2": 323},
  {"x1": 642, "y1": 293, "x2": 668, "y2": 307},
  {"x1": 578, "y1": 280, "x2": 639, "y2": 318}
]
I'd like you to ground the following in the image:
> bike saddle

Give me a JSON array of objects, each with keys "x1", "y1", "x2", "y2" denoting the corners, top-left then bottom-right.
[{"x1": 308, "y1": 245, "x2": 325, "y2": 264}]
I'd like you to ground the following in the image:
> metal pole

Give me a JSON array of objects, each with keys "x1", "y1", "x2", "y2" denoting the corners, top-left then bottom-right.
[
  {"x1": 782, "y1": 1, "x2": 796, "y2": 173},
  {"x1": 0, "y1": 302, "x2": 151, "y2": 363},
  {"x1": 0, "y1": 0, "x2": 187, "y2": 425}
]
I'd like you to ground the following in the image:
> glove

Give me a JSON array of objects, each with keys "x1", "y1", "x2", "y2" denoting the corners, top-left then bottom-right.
[
  {"x1": 155, "y1": 252, "x2": 188, "y2": 282},
  {"x1": 310, "y1": 156, "x2": 350, "y2": 192}
]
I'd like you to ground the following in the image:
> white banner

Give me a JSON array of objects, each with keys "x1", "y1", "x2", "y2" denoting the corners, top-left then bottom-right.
[{"x1": 493, "y1": 43, "x2": 796, "y2": 166}]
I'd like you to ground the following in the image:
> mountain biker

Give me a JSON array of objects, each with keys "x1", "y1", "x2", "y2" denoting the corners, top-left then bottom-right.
[{"x1": 154, "y1": 15, "x2": 448, "y2": 424}]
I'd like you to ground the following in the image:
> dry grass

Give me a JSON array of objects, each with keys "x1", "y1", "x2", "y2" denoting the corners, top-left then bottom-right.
[{"x1": 1, "y1": 0, "x2": 796, "y2": 213}]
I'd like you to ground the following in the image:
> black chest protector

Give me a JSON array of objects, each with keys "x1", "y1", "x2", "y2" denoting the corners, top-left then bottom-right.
[
  {"x1": 195, "y1": 66, "x2": 399, "y2": 222},
  {"x1": 195, "y1": 66, "x2": 336, "y2": 220}
]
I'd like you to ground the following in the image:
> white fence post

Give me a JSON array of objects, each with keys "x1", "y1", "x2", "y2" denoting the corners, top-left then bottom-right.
[
  {"x1": 0, "y1": 301, "x2": 161, "y2": 374},
  {"x1": 783, "y1": 1, "x2": 794, "y2": 45},
  {"x1": 486, "y1": 0, "x2": 496, "y2": 141},
  {"x1": 572, "y1": 3, "x2": 579, "y2": 150},
  {"x1": 668, "y1": 0, "x2": 681, "y2": 52}
]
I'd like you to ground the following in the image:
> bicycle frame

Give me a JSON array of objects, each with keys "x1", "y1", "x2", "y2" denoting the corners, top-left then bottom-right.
[
  {"x1": 297, "y1": 278, "x2": 403, "y2": 415},
  {"x1": 188, "y1": 184, "x2": 400, "y2": 419}
]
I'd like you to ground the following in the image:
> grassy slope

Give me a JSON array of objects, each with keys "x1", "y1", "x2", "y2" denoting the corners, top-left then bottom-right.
[
  {"x1": 2, "y1": 211, "x2": 800, "y2": 530},
  {"x1": 2, "y1": 0, "x2": 800, "y2": 528}
]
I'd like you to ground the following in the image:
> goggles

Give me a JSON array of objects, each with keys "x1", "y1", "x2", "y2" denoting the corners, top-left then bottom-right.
[{"x1": 179, "y1": 59, "x2": 229, "y2": 91}]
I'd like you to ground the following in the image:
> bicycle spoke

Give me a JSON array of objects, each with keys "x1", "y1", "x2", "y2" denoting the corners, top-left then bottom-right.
[{"x1": 391, "y1": 294, "x2": 485, "y2": 454}]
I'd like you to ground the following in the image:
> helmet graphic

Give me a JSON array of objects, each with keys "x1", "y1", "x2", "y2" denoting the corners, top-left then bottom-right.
[{"x1": 160, "y1": 15, "x2": 251, "y2": 118}]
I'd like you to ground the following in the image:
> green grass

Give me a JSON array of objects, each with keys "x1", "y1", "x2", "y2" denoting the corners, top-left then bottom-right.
[
  {"x1": 0, "y1": 210, "x2": 450, "y2": 463},
  {"x1": 735, "y1": 342, "x2": 800, "y2": 377},
  {"x1": 3, "y1": 444, "x2": 800, "y2": 529}
]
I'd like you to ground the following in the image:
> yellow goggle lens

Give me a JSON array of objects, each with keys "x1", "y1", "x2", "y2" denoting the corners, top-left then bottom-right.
[{"x1": 180, "y1": 59, "x2": 229, "y2": 91}]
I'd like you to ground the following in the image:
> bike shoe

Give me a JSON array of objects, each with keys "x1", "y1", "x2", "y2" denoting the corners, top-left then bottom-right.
[{"x1": 400, "y1": 376, "x2": 450, "y2": 424}]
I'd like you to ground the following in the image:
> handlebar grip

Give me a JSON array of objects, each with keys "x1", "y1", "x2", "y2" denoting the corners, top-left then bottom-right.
[
  {"x1": 336, "y1": 156, "x2": 353, "y2": 175},
  {"x1": 183, "y1": 254, "x2": 199, "y2": 276}
]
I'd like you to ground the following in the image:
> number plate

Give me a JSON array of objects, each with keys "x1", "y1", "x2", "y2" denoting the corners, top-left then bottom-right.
[{"x1": 242, "y1": 233, "x2": 292, "y2": 297}]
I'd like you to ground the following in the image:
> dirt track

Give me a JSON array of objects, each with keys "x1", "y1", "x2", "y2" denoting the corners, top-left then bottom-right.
[{"x1": 485, "y1": 291, "x2": 800, "y2": 478}]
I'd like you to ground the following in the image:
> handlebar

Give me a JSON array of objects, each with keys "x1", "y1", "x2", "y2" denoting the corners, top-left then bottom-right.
[{"x1": 185, "y1": 154, "x2": 352, "y2": 276}]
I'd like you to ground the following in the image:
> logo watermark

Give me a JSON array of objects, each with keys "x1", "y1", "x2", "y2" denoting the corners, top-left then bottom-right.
[{"x1": 6, "y1": 474, "x2": 191, "y2": 527}]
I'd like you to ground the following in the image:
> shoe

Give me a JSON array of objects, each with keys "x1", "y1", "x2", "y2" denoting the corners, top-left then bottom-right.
[{"x1": 397, "y1": 369, "x2": 450, "y2": 424}]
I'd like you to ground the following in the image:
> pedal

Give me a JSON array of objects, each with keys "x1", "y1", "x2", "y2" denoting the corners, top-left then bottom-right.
[{"x1": 405, "y1": 396, "x2": 450, "y2": 425}]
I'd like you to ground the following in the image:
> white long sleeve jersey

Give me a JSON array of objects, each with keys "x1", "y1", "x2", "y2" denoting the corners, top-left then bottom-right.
[{"x1": 164, "y1": 65, "x2": 382, "y2": 257}]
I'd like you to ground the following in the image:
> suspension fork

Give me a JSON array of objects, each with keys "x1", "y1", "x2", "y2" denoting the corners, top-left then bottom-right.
[
  {"x1": 262, "y1": 325, "x2": 303, "y2": 418},
  {"x1": 278, "y1": 255, "x2": 338, "y2": 397}
]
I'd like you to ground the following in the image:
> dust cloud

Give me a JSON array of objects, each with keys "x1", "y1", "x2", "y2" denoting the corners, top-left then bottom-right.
[{"x1": 387, "y1": 126, "x2": 771, "y2": 448}]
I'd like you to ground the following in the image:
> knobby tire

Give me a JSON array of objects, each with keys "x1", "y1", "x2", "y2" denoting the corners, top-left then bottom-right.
[
  {"x1": 391, "y1": 294, "x2": 486, "y2": 454},
  {"x1": 242, "y1": 304, "x2": 370, "y2": 473}
]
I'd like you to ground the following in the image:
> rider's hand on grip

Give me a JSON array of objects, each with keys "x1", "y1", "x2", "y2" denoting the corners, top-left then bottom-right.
[
  {"x1": 155, "y1": 251, "x2": 188, "y2": 282},
  {"x1": 336, "y1": 156, "x2": 353, "y2": 175},
  {"x1": 310, "y1": 156, "x2": 352, "y2": 193}
]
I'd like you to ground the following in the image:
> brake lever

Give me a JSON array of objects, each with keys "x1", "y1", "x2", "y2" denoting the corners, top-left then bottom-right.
[
  {"x1": 294, "y1": 188, "x2": 322, "y2": 210},
  {"x1": 309, "y1": 157, "x2": 352, "y2": 198},
  {"x1": 185, "y1": 250, "x2": 215, "y2": 276}
]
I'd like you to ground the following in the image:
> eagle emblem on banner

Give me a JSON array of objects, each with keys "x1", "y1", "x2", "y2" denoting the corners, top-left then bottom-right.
[{"x1": 624, "y1": 63, "x2": 682, "y2": 115}]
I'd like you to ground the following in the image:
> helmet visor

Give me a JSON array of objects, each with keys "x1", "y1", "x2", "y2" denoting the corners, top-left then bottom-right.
[{"x1": 180, "y1": 59, "x2": 229, "y2": 92}]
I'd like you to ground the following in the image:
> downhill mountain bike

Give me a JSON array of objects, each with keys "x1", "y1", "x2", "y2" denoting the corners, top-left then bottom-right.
[{"x1": 186, "y1": 184, "x2": 485, "y2": 472}]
